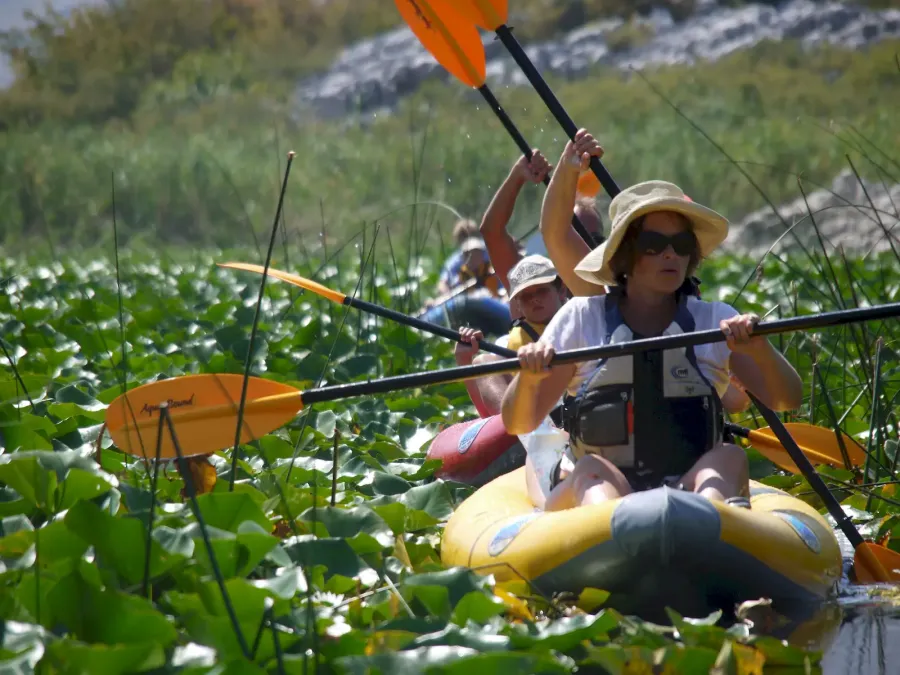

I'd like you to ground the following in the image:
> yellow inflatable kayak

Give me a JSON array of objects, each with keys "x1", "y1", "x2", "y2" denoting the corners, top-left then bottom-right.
[{"x1": 441, "y1": 467, "x2": 843, "y2": 620}]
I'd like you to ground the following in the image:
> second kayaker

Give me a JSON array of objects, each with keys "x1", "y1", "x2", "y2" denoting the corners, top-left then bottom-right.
[{"x1": 455, "y1": 254, "x2": 568, "y2": 418}]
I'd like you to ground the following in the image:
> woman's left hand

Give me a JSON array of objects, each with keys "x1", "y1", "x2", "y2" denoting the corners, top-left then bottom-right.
[{"x1": 720, "y1": 313, "x2": 767, "y2": 356}]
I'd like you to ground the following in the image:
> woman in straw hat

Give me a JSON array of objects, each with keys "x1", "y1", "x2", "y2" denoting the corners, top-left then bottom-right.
[{"x1": 501, "y1": 131, "x2": 803, "y2": 512}]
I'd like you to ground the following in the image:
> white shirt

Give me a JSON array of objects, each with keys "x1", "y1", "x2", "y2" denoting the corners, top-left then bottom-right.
[{"x1": 539, "y1": 294, "x2": 739, "y2": 398}]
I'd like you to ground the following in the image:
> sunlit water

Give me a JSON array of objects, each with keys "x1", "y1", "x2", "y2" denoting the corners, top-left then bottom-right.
[{"x1": 818, "y1": 531, "x2": 900, "y2": 673}]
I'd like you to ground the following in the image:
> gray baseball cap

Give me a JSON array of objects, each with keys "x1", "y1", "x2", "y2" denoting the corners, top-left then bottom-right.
[{"x1": 508, "y1": 255, "x2": 559, "y2": 300}]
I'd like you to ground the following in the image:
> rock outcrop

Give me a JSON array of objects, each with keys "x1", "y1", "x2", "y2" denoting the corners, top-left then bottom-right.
[
  {"x1": 723, "y1": 170, "x2": 900, "y2": 258},
  {"x1": 294, "y1": 0, "x2": 900, "y2": 120}
]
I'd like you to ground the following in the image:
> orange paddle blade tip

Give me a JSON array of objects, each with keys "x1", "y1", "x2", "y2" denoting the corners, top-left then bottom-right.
[
  {"x1": 218, "y1": 262, "x2": 347, "y2": 305},
  {"x1": 853, "y1": 541, "x2": 900, "y2": 584},
  {"x1": 395, "y1": 0, "x2": 486, "y2": 89},
  {"x1": 104, "y1": 374, "x2": 302, "y2": 460},
  {"x1": 576, "y1": 171, "x2": 602, "y2": 198},
  {"x1": 451, "y1": 0, "x2": 507, "y2": 31}
]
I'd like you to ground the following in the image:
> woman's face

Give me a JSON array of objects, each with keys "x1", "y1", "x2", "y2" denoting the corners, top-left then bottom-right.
[{"x1": 628, "y1": 211, "x2": 696, "y2": 294}]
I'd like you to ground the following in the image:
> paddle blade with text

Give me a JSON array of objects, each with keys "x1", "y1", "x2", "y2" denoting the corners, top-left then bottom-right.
[
  {"x1": 395, "y1": 0, "x2": 486, "y2": 88},
  {"x1": 451, "y1": 0, "x2": 507, "y2": 30},
  {"x1": 105, "y1": 374, "x2": 300, "y2": 459}
]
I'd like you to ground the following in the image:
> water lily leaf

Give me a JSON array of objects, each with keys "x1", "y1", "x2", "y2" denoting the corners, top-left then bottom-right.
[
  {"x1": 65, "y1": 501, "x2": 184, "y2": 584},
  {"x1": 0, "y1": 621, "x2": 48, "y2": 672},
  {"x1": 370, "y1": 502, "x2": 440, "y2": 534},
  {"x1": 504, "y1": 612, "x2": 621, "y2": 651},
  {"x1": 42, "y1": 639, "x2": 166, "y2": 675},
  {"x1": 286, "y1": 536, "x2": 372, "y2": 582},
  {"x1": 0, "y1": 518, "x2": 88, "y2": 573},
  {"x1": 431, "y1": 651, "x2": 571, "y2": 674},
  {"x1": 46, "y1": 569, "x2": 177, "y2": 645},
  {"x1": 334, "y1": 645, "x2": 480, "y2": 675},
  {"x1": 450, "y1": 591, "x2": 506, "y2": 626},
  {"x1": 0, "y1": 456, "x2": 58, "y2": 512},
  {"x1": 195, "y1": 492, "x2": 272, "y2": 533},
  {"x1": 300, "y1": 505, "x2": 395, "y2": 555},
  {"x1": 316, "y1": 410, "x2": 337, "y2": 438},
  {"x1": 47, "y1": 384, "x2": 107, "y2": 421},
  {"x1": 0, "y1": 411, "x2": 55, "y2": 452}
]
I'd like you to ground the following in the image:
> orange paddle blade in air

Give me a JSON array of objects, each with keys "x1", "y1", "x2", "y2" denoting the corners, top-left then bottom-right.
[
  {"x1": 451, "y1": 0, "x2": 507, "y2": 30},
  {"x1": 218, "y1": 262, "x2": 346, "y2": 305},
  {"x1": 577, "y1": 171, "x2": 602, "y2": 198},
  {"x1": 853, "y1": 541, "x2": 900, "y2": 584},
  {"x1": 745, "y1": 422, "x2": 865, "y2": 475},
  {"x1": 105, "y1": 374, "x2": 302, "y2": 459},
  {"x1": 395, "y1": 0, "x2": 486, "y2": 88}
]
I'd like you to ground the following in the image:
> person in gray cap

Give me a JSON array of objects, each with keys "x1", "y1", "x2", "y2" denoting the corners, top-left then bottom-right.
[{"x1": 455, "y1": 254, "x2": 568, "y2": 418}]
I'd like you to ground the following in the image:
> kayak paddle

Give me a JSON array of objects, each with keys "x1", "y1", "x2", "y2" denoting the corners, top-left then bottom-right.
[
  {"x1": 440, "y1": 0, "x2": 621, "y2": 199},
  {"x1": 748, "y1": 391, "x2": 900, "y2": 584},
  {"x1": 217, "y1": 261, "x2": 516, "y2": 358},
  {"x1": 394, "y1": 0, "x2": 597, "y2": 248},
  {"x1": 104, "y1": 300, "x2": 900, "y2": 459},
  {"x1": 727, "y1": 422, "x2": 866, "y2": 476}
]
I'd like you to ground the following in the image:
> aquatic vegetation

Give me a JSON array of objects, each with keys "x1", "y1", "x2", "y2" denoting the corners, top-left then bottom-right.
[{"x1": 1, "y1": 228, "x2": 898, "y2": 672}]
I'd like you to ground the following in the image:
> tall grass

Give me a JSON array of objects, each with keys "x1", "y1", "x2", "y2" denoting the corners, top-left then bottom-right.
[{"x1": 1, "y1": 39, "x2": 898, "y2": 252}]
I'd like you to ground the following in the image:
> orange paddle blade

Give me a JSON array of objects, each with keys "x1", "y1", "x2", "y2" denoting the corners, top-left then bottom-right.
[
  {"x1": 395, "y1": 0, "x2": 486, "y2": 88},
  {"x1": 218, "y1": 262, "x2": 346, "y2": 305},
  {"x1": 853, "y1": 542, "x2": 900, "y2": 584},
  {"x1": 746, "y1": 422, "x2": 866, "y2": 474},
  {"x1": 451, "y1": 0, "x2": 507, "y2": 30},
  {"x1": 105, "y1": 374, "x2": 302, "y2": 459},
  {"x1": 576, "y1": 171, "x2": 602, "y2": 198}
]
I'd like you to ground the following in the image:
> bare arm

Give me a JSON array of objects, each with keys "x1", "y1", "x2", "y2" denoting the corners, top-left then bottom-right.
[
  {"x1": 455, "y1": 328, "x2": 513, "y2": 418},
  {"x1": 540, "y1": 130, "x2": 608, "y2": 297},
  {"x1": 501, "y1": 342, "x2": 575, "y2": 435},
  {"x1": 481, "y1": 152, "x2": 551, "y2": 294},
  {"x1": 723, "y1": 315, "x2": 803, "y2": 412},
  {"x1": 721, "y1": 376, "x2": 751, "y2": 414},
  {"x1": 470, "y1": 353, "x2": 513, "y2": 417}
]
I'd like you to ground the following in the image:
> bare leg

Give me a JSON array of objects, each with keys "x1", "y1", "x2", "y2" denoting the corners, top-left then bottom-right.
[
  {"x1": 679, "y1": 443, "x2": 749, "y2": 502},
  {"x1": 545, "y1": 454, "x2": 633, "y2": 511}
]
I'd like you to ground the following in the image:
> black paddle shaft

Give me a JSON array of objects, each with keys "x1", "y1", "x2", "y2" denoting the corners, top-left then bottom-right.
[
  {"x1": 346, "y1": 294, "x2": 516, "y2": 358},
  {"x1": 747, "y1": 391, "x2": 865, "y2": 549},
  {"x1": 493, "y1": 24, "x2": 620, "y2": 199},
  {"x1": 301, "y1": 300, "x2": 900, "y2": 410},
  {"x1": 477, "y1": 84, "x2": 597, "y2": 250}
]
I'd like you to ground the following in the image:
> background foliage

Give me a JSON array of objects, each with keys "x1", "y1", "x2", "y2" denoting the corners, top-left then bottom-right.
[{"x1": 0, "y1": 1, "x2": 898, "y2": 252}]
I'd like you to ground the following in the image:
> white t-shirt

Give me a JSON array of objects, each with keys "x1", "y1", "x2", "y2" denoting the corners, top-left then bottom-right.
[{"x1": 539, "y1": 295, "x2": 739, "y2": 398}]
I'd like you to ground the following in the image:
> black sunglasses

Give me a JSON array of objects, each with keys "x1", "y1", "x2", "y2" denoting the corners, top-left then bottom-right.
[{"x1": 635, "y1": 230, "x2": 696, "y2": 257}]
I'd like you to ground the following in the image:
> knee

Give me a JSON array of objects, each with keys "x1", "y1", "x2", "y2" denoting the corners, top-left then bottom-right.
[
  {"x1": 717, "y1": 443, "x2": 749, "y2": 480},
  {"x1": 569, "y1": 455, "x2": 626, "y2": 493}
]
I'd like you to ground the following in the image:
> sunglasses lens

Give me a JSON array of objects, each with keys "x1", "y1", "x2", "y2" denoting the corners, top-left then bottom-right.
[
  {"x1": 672, "y1": 232, "x2": 696, "y2": 256},
  {"x1": 637, "y1": 231, "x2": 668, "y2": 255},
  {"x1": 637, "y1": 231, "x2": 695, "y2": 256}
]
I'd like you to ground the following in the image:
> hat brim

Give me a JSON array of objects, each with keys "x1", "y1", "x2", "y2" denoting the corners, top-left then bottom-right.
[
  {"x1": 573, "y1": 197, "x2": 728, "y2": 286},
  {"x1": 509, "y1": 273, "x2": 560, "y2": 300}
]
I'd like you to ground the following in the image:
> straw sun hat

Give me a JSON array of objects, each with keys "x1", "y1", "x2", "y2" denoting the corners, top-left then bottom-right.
[{"x1": 573, "y1": 180, "x2": 729, "y2": 287}]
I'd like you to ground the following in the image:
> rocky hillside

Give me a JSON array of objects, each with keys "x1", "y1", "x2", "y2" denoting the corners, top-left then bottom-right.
[
  {"x1": 725, "y1": 170, "x2": 900, "y2": 258},
  {"x1": 295, "y1": 0, "x2": 900, "y2": 120}
]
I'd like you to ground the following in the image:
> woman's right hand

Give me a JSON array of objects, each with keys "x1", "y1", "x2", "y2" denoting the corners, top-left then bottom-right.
[
  {"x1": 560, "y1": 129, "x2": 604, "y2": 175},
  {"x1": 517, "y1": 342, "x2": 556, "y2": 381}
]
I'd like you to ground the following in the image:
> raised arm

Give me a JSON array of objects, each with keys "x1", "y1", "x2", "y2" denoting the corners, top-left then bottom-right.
[
  {"x1": 540, "y1": 130, "x2": 608, "y2": 297},
  {"x1": 480, "y1": 151, "x2": 551, "y2": 294}
]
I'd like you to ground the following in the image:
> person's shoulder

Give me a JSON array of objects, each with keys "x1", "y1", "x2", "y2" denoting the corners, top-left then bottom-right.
[{"x1": 566, "y1": 294, "x2": 607, "y2": 314}]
